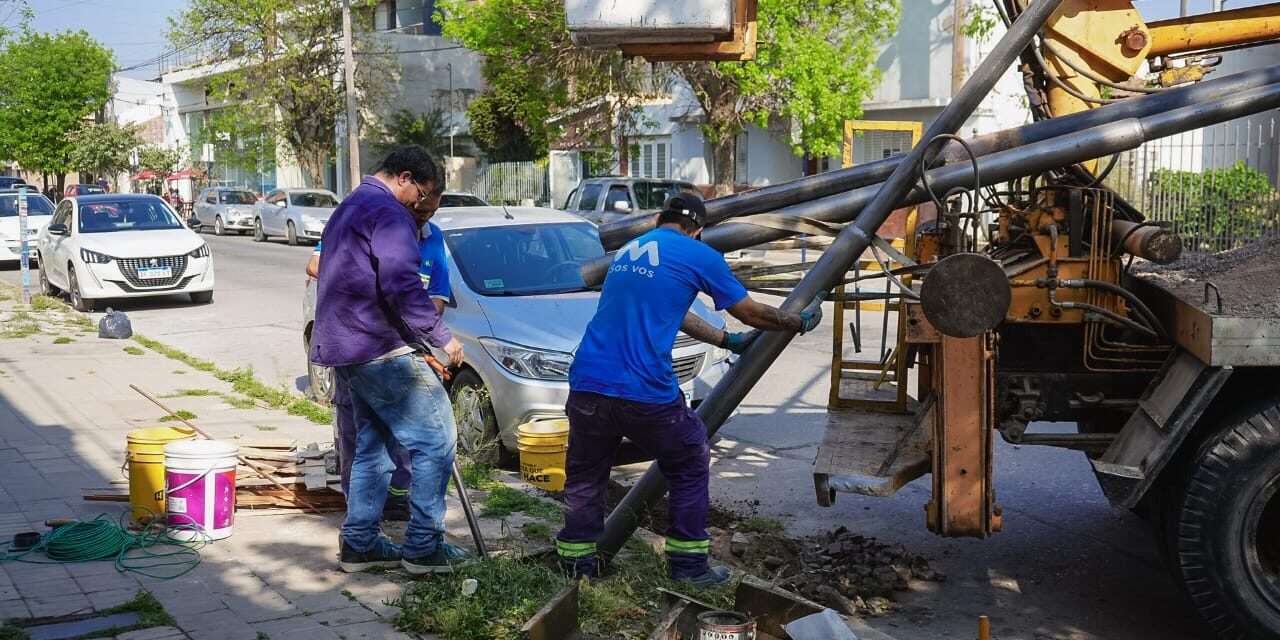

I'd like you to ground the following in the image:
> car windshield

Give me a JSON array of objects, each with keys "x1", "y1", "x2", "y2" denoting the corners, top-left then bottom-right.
[
  {"x1": 440, "y1": 194, "x2": 487, "y2": 207},
  {"x1": 79, "y1": 200, "x2": 183, "y2": 233},
  {"x1": 220, "y1": 191, "x2": 256, "y2": 205},
  {"x1": 444, "y1": 222, "x2": 604, "y2": 296},
  {"x1": 0, "y1": 194, "x2": 54, "y2": 217},
  {"x1": 633, "y1": 181, "x2": 699, "y2": 210},
  {"x1": 290, "y1": 192, "x2": 338, "y2": 208}
]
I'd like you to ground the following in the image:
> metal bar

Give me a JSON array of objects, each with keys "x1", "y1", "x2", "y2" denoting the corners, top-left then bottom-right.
[
  {"x1": 1148, "y1": 2, "x2": 1280, "y2": 57},
  {"x1": 595, "y1": 0, "x2": 1067, "y2": 558},
  {"x1": 582, "y1": 79, "x2": 1280, "y2": 287},
  {"x1": 450, "y1": 460, "x2": 489, "y2": 559},
  {"x1": 594, "y1": 65, "x2": 1280, "y2": 251}
]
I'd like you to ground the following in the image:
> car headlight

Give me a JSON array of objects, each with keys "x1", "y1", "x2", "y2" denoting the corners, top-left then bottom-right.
[
  {"x1": 80, "y1": 248, "x2": 113, "y2": 264},
  {"x1": 479, "y1": 338, "x2": 573, "y2": 381},
  {"x1": 188, "y1": 243, "x2": 210, "y2": 259}
]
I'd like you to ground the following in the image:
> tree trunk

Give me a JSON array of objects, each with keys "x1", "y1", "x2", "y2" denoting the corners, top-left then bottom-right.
[
  {"x1": 55, "y1": 173, "x2": 65, "y2": 196},
  {"x1": 40, "y1": 173, "x2": 48, "y2": 192},
  {"x1": 710, "y1": 134, "x2": 736, "y2": 197},
  {"x1": 297, "y1": 148, "x2": 328, "y2": 189}
]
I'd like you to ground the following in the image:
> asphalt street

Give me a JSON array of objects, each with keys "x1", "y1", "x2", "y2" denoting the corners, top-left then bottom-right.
[{"x1": 0, "y1": 234, "x2": 1202, "y2": 639}]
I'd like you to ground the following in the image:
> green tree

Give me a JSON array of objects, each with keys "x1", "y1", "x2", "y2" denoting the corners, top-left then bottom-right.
[
  {"x1": 442, "y1": 0, "x2": 898, "y2": 194},
  {"x1": 137, "y1": 145, "x2": 183, "y2": 179},
  {"x1": 374, "y1": 108, "x2": 454, "y2": 159},
  {"x1": 170, "y1": 0, "x2": 395, "y2": 187},
  {"x1": 67, "y1": 122, "x2": 140, "y2": 186},
  {"x1": 0, "y1": 30, "x2": 113, "y2": 192},
  {"x1": 439, "y1": 0, "x2": 653, "y2": 162}
]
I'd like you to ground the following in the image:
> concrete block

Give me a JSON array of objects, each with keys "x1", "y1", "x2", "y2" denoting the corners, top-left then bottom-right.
[
  {"x1": 325, "y1": 621, "x2": 414, "y2": 640},
  {"x1": 26, "y1": 593, "x2": 93, "y2": 618},
  {"x1": 75, "y1": 572, "x2": 141, "y2": 594},
  {"x1": 0, "y1": 597, "x2": 31, "y2": 621},
  {"x1": 88, "y1": 588, "x2": 139, "y2": 611},
  {"x1": 306, "y1": 606, "x2": 379, "y2": 628},
  {"x1": 179, "y1": 608, "x2": 257, "y2": 640},
  {"x1": 218, "y1": 589, "x2": 298, "y2": 624},
  {"x1": 16, "y1": 578, "x2": 80, "y2": 600},
  {"x1": 3, "y1": 563, "x2": 71, "y2": 585}
]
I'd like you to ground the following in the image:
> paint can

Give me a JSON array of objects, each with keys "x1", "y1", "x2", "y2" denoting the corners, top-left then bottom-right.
[
  {"x1": 696, "y1": 611, "x2": 755, "y2": 640},
  {"x1": 164, "y1": 439, "x2": 238, "y2": 541}
]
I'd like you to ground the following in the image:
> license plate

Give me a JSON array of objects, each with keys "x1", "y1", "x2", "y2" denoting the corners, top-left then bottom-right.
[{"x1": 137, "y1": 266, "x2": 172, "y2": 279}]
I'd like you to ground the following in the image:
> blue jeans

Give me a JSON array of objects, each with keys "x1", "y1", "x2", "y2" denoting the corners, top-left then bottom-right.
[
  {"x1": 338, "y1": 353, "x2": 456, "y2": 557},
  {"x1": 333, "y1": 378, "x2": 412, "y2": 496}
]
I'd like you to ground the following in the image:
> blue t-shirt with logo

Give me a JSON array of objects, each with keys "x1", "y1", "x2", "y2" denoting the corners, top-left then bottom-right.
[
  {"x1": 314, "y1": 222, "x2": 450, "y2": 300},
  {"x1": 569, "y1": 227, "x2": 748, "y2": 404}
]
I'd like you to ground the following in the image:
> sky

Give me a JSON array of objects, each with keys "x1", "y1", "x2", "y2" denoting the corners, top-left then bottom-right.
[{"x1": 7, "y1": 0, "x2": 1280, "y2": 82}]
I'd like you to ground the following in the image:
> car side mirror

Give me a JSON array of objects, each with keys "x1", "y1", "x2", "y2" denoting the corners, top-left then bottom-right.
[
  {"x1": 47, "y1": 223, "x2": 67, "y2": 236},
  {"x1": 613, "y1": 200, "x2": 632, "y2": 212}
]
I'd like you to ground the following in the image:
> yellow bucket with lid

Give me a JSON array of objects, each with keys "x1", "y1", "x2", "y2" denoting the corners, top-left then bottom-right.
[
  {"x1": 516, "y1": 418, "x2": 569, "y2": 492},
  {"x1": 126, "y1": 427, "x2": 196, "y2": 523}
]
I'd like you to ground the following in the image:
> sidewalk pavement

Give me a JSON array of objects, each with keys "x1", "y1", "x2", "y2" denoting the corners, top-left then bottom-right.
[{"x1": 0, "y1": 293, "x2": 536, "y2": 640}]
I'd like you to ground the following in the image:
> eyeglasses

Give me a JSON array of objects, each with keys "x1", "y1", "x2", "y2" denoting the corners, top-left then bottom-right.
[{"x1": 410, "y1": 181, "x2": 430, "y2": 204}]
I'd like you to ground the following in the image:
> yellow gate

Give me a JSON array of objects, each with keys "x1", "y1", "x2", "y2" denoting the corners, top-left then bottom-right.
[{"x1": 829, "y1": 120, "x2": 922, "y2": 413}]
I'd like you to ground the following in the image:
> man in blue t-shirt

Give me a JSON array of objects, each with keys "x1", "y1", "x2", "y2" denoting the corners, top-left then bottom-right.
[
  {"x1": 306, "y1": 194, "x2": 451, "y2": 519},
  {"x1": 556, "y1": 193, "x2": 823, "y2": 588}
]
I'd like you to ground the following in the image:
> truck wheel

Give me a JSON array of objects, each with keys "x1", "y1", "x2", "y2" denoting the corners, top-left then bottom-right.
[{"x1": 1171, "y1": 401, "x2": 1280, "y2": 639}]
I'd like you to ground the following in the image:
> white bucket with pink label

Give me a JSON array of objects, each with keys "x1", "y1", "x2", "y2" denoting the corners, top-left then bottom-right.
[{"x1": 164, "y1": 439, "x2": 238, "y2": 541}]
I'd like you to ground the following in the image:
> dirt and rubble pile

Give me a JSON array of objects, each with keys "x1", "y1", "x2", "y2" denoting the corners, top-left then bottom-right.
[
  {"x1": 711, "y1": 525, "x2": 943, "y2": 617},
  {"x1": 1135, "y1": 234, "x2": 1280, "y2": 317}
]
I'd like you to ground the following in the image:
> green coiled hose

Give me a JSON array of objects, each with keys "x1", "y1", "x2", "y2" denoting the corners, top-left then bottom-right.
[{"x1": 1, "y1": 512, "x2": 208, "y2": 579}]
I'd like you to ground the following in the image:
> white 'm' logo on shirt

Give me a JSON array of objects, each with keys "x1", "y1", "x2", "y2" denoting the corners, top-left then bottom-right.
[{"x1": 614, "y1": 239, "x2": 660, "y2": 267}]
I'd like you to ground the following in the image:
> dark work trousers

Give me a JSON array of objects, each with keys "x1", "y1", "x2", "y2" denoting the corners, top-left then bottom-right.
[
  {"x1": 555, "y1": 390, "x2": 711, "y2": 579},
  {"x1": 334, "y1": 377, "x2": 412, "y2": 497}
]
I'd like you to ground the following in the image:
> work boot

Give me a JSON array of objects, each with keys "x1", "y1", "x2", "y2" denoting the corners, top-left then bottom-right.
[
  {"x1": 382, "y1": 492, "x2": 410, "y2": 522},
  {"x1": 402, "y1": 545, "x2": 455, "y2": 575},
  {"x1": 675, "y1": 565, "x2": 732, "y2": 590},
  {"x1": 339, "y1": 536, "x2": 402, "y2": 573},
  {"x1": 558, "y1": 555, "x2": 601, "y2": 580}
]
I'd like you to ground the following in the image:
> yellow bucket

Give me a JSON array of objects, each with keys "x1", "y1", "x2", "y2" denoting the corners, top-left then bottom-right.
[
  {"x1": 516, "y1": 419, "x2": 570, "y2": 492},
  {"x1": 126, "y1": 427, "x2": 196, "y2": 523}
]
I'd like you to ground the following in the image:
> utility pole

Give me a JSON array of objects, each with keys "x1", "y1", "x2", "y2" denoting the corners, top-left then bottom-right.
[
  {"x1": 1180, "y1": 0, "x2": 1190, "y2": 16},
  {"x1": 342, "y1": 0, "x2": 361, "y2": 192}
]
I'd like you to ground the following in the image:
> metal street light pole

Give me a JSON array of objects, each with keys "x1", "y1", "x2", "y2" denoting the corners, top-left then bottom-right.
[{"x1": 342, "y1": 0, "x2": 361, "y2": 192}]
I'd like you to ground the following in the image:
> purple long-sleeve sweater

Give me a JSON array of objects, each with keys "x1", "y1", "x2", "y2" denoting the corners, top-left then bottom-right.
[{"x1": 309, "y1": 176, "x2": 451, "y2": 367}]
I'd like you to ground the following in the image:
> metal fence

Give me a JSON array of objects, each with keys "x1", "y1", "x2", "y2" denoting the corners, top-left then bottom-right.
[
  {"x1": 466, "y1": 161, "x2": 549, "y2": 207},
  {"x1": 1104, "y1": 110, "x2": 1280, "y2": 252}
]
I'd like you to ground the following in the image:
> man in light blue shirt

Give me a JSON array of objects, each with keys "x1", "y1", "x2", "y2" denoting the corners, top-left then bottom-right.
[{"x1": 556, "y1": 193, "x2": 823, "y2": 588}]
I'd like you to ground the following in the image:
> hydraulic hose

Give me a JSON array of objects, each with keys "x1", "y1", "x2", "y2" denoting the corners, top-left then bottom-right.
[{"x1": 1059, "y1": 278, "x2": 1168, "y2": 340}]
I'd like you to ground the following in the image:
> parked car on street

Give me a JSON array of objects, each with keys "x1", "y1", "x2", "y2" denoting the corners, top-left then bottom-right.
[
  {"x1": 193, "y1": 187, "x2": 259, "y2": 236},
  {"x1": 563, "y1": 176, "x2": 700, "y2": 224},
  {"x1": 253, "y1": 188, "x2": 338, "y2": 245},
  {"x1": 0, "y1": 177, "x2": 27, "y2": 190},
  {"x1": 564, "y1": 176, "x2": 766, "y2": 267},
  {"x1": 35, "y1": 194, "x2": 214, "y2": 311},
  {"x1": 64, "y1": 184, "x2": 106, "y2": 198},
  {"x1": 302, "y1": 206, "x2": 732, "y2": 463},
  {"x1": 0, "y1": 189, "x2": 55, "y2": 264},
  {"x1": 440, "y1": 192, "x2": 488, "y2": 207}
]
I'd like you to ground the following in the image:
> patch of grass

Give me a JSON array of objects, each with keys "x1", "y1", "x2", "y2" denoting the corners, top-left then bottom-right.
[
  {"x1": 480, "y1": 486, "x2": 563, "y2": 522},
  {"x1": 123, "y1": 346, "x2": 145, "y2": 356},
  {"x1": 132, "y1": 335, "x2": 333, "y2": 425},
  {"x1": 1, "y1": 311, "x2": 41, "y2": 338},
  {"x1": 0, "y1": 624, "x2": 29, "y2": 640},
  {"x1": 52, "y1": 336, "x2": 72, "y2": 344},
  {"x1": 254, "y1": 424, "x2": 277, "y2": 432},
  {"x1": 29, "y1": 295, "x2": 63, "y2": 312},
  {"x1": 521, "y1": 521, "x2": 551, "y2": 539},
  {"x1": 80, "y1": 590, "x2": 177, "y2": 637},
  {"x1": 166, "y1": 388, "x2": 216, "y2": 397},
  {"x1": 158, "y1": 410, "x2": 198, "y2": 422},
  {"x1": 172, "y1": 369, "x2": 186, "y2": 375},
  {"x1": 340, "y1": 589, "x2": 357, "y2": 602},
  {"x1": 256, "y1": 633, "x2": 270, "y2": 640},
  {"x1": 394, "y1": 556, "x2": 563, "y2": 640},
  {"x1": 739, "y1": 516, "x2": 785, "y2": 535},
  {"x1": 68, "y1": 314, "x2": 94, "y2": 330},
  {"x1": 459, "y1": 460, "x2": 502, "y2": 491},
  {"x1": 224, "y1": 395, "x2": 256, "y2": 410}
]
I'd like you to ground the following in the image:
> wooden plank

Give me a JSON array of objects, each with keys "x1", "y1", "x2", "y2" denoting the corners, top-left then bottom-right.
[{"x1": 232, "y1": 438, "x2": 297, "y2": 450}]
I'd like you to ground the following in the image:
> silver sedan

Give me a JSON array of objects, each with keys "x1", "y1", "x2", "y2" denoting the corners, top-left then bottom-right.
[{"x1": 303, "y1": 206, "x2": 731, "y2": 464}]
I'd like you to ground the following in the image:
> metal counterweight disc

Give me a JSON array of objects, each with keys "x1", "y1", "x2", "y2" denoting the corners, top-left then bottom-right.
[{"x1": 920, "y1": 253, "x2": 1011, "y2": 338}]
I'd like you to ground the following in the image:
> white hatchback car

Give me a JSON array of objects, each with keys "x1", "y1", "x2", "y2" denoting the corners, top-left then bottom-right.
[{"x1": 36, "y1": 194, "x2": 214, "y2": 312}]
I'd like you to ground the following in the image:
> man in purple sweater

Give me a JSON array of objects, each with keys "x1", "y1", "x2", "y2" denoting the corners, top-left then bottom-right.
[{"x1": 310, "y1": 145, "x2": 464, "y2": 575}]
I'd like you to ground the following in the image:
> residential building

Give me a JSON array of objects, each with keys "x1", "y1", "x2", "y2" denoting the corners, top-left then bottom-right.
[
  {"x1": 548, "y1": 1, "x2": 1031, "y2": 207},
  {"x1": 151, "y1": 0, "x2": 483, "y2": 196}
]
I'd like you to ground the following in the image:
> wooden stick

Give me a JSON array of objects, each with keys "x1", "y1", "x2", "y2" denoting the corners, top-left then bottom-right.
[{"x1": 130, "y1": 384, "x2": 325, "y2": 515}]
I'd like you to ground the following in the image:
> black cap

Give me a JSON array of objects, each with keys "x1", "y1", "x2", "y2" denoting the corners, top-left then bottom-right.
[{"x1": 661, "y1": 193, "x2": 706, "y2": 228}]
